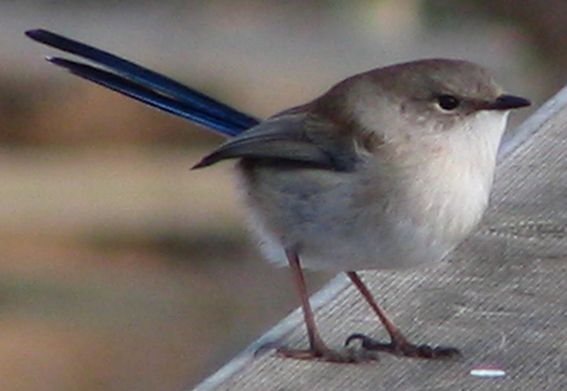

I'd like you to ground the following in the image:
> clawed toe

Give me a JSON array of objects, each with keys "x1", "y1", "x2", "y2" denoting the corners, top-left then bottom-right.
[
  {"x1": 275, "y1": 345, "x2": 379, "y2": 363},
  {"x1": 406, "y1": 344, "x2": 461, "y2": 359},
  {"x1": 345, "y1": 333, "x2": 461, "y2": 359}
]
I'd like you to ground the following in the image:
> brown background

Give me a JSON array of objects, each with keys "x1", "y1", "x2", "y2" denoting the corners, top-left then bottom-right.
[{"x1": 1, "y1": 1, "x2": 564, "y2": 390}]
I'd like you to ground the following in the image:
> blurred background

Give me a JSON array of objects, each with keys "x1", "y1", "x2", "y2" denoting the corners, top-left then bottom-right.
[{"x1": 0, "y1": 0, "x2": 564, "y2": 390}]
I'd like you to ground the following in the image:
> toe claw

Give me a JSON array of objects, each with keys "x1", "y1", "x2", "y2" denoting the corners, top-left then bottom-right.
[
  {"x1": 275, "y1": 345, "x2": 379, "y2": 363},
  {"x1": 345, "y1": 333, "x2": 460, "y2": 359},
  {"x1": 431, "y1": 346, "x2": 462, "y2": 359},
  {"x1": 345, "y1": 333, "x2": 394, "y2": 351},
  {"x1": 345, "y1": 333, "x2": 367, "y2": 347}
]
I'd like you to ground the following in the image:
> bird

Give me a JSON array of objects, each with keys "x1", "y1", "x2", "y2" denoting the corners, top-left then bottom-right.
[{"x1": 26, "y1": 29, "x2": 531, "y2": 363}]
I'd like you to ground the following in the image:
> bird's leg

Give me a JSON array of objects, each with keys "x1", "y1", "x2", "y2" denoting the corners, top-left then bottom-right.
[
  {"x1": 345, "y1": 271, "x2": 460, "y2": 359},
  {"x1": 275, "y1": 251, "x2": 378, "y2": 363}
]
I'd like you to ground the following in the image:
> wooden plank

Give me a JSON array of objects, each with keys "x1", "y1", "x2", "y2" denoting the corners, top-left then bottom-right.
[{"x1": 192, "y1": 84, "x2": 567, "y2": 391}]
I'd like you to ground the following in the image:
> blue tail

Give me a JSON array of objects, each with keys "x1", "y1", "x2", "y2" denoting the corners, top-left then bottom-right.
[{"x1": 25, "y1": 29, "x2": 259, "y2": 137}]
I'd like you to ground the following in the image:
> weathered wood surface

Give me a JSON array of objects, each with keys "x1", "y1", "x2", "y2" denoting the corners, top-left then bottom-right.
[{"x1": 192, "y1": 85, "x2": 567, "y2": 391}]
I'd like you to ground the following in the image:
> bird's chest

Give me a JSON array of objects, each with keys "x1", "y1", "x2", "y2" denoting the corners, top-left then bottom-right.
[
  {"x1": 390, "y1": 153, "x2": 493, "y2": 247},
  {"x1": 237, "y1": 154, "x2": 493, "y2": 271}
]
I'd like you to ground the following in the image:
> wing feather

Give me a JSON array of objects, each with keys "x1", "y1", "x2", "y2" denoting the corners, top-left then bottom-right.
[{"x1": 193, "y1": 113, "x2": 359, "y2": 171}]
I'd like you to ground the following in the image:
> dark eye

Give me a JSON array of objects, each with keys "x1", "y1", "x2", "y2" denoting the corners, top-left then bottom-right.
[{"x1": 437, "y1": 95, "x2": 460, "y2": 111}]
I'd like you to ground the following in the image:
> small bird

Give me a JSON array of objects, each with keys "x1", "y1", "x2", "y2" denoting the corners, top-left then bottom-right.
[{"x1": 26, "y1": 29, "x2": 531, "y2": 363}]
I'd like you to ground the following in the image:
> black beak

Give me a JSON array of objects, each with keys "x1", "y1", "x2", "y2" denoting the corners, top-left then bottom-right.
[{"x1": 486, "y1": 94, "x2": 531, "y2": 111}]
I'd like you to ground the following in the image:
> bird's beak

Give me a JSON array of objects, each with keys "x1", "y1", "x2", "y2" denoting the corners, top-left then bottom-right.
[{"x1": 486, "y1": 94, "x2": 531, "y2": 111}]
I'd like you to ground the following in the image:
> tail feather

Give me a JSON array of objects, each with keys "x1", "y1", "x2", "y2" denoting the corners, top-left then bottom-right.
[{"x1": 26, "y1": 29, "x2": 259, "y2": 136}]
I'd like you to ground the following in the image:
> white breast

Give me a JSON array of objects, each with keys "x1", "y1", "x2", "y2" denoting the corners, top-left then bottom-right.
[{"x1": 239, "y1": 111, "x2": 508, "y2": 272}]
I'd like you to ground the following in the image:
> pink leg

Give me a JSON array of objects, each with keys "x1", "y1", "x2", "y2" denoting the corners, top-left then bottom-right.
[
  {"x1": 346, "y1": 271, "x2": 460, "y2": 359},
  {"x1": 276, "y1": 252, "x2": 378, "y2": 363}
]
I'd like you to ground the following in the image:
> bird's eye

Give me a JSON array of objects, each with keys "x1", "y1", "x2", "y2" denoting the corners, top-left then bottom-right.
[{"x1": 437, "y1": 95, "x2": 460, "y2": 111}]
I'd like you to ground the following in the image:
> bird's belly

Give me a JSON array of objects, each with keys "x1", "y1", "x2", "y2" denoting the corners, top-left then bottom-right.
[{"x1": 238, "y1": 161, "x2": 489, "y2": 272}]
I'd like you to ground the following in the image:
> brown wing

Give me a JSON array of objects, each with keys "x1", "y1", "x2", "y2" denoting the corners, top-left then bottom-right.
[{"x1": 192, "y1": 113, "x2": 360, "y2": 171}]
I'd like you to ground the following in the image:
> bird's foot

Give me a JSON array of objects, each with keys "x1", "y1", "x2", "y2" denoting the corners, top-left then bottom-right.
[
  {"x1": 345, "y1": 333, "x2": 460, "y2": 359},
  {"x1": 275, "y1": 345, "x2": 379, "y2": 363}
]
